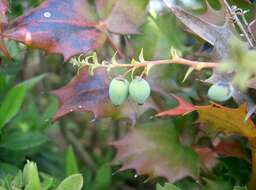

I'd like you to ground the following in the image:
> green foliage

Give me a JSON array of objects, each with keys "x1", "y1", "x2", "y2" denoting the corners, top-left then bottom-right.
[
  {"x1": 56, "y1": 174, "x2": 83, "y2": 190},
  {"x1": 157, "y1": 183, "x2": 181, "y2": 190},
  {"x1": 0, "y1": 74, "x2": 45, "y2": 129},
  {"x1": 65, "y1": 146, "x2": 79, "y2": 176},
  {"x1": 0, "y1": 0, "x2": 256, "y2": 190}
]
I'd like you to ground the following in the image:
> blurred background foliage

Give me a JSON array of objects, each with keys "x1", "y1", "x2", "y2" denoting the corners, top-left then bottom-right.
[{"x1": 0, "y1": 0, "x2": 255, "y2": 189}]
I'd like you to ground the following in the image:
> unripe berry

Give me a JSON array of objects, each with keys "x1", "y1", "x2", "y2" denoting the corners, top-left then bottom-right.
[
  {"x1": 207, "y1": 82, "x2": 234, "y2": 102},
  {"x1": 109, "y1": 77, "x2": 129, "y2": 106},
  {"x1": 129, "y1": 77, "x2": 151, "y2": 105}
]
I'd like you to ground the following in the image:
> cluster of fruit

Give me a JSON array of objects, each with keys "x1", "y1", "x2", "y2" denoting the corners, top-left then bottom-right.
[{"x1": 109, "y1": 76, "x2": 151, "y2": 106}]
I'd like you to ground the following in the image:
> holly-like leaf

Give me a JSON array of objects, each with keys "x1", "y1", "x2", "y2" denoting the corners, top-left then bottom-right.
[
  {"x1": 156, "y1": 95, "x2": 195, "y2": 117},
  {"x1": 104, "y1": 0, "x2": 149, "y2": 34},
  {"x1": 163, "y1": 1, "x2": 232, "y2": 59},
  {"x1": 112, "y1": 119, "x2": 200, "y2": 182},
  {"x1": 198, "y1": 0, "x2": 225, "y2": 25},
  {"x1": 3, "y1": 0, "x2": 106, "y2": 61},
  {"x1": 196, "y1": 104, "x2": 256, "y2": 140},
  {"x1": 51, "y1": 67, "x2": 110, "y2": 121},
  {"x1": 51, "y1": 67, "x2": 157, "y2": 122}
]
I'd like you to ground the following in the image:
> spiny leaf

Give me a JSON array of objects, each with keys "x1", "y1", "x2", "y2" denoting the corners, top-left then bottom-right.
[
  {"x1": 163, "y1": 1, "x2": 232, "y2": 58},
  {"x1": 51, "y1": 67, "x2": 157, "y2": 122},
  {"x1": 156, "y1": 95, "x2": 196, "y2": 117},
  {"x1": 51, "y1": 67, "x2": 111, "y2": 120},
  {"x1": 198, "y1": 0, "x2": 225, "y2": 25},
  {"x1": 112, "y1": 119, "x2": 200, "y2": 182},
  {"x1": 3, "y1": 0, "x2": 106, "y2": 61},
  {"x1": 196, "y1": 104, "x2": 256, "y2": 141}
]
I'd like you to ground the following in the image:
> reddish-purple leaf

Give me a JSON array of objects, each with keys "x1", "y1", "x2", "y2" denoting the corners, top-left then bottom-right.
[
  {"x1": 51, "y1": 67, "x2": 111, "y2": 121},
  {"x1": 3, "y1": 0, "x2": 106, "y2": 61},
  {"x1": 112, "y1": 120, "x2": 200, "y2": 182},
  {"x1": 51, "y1": 67, "x2": 157, "y2": 122},
  {"x1": 156, "y1": 95, "x2": 196, "y2": 117}
]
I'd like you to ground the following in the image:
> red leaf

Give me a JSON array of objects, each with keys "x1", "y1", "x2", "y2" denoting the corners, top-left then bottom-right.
[
  {"x1": 3, "y1": 0, "x2": 106, "y2": 61},
  {"x1": 51, "y1": 67, "x2": 111, "y2": 121},
  {"x1": 214, "y1": 140, "x2": 248, "y2": 161},
  {"x1": 156, "y1": 95, "x2": 196, "y2": 117}
]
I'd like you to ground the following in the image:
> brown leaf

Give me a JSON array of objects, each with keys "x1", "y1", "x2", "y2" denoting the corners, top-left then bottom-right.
[
  {"x1": 196, "y1": 104, "x2": 256, "y2": 141},
  {"x1": 112, "y1": 119, "x2": 200, "y2": 182},
  {"x1": 104, "y1": 0, "x2": 149, "y2": 34},
  {"x1": 156, "y1": 95, "x2": 196, "y2": 117},
  {"x1": 3, "y1": 0, "x2": 106, "y2": 61}
]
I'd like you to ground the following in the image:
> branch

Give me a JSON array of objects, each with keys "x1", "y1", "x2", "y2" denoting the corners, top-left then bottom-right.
[{"x1": 71, "y1": 53, "x2": 218, "y2": 77}]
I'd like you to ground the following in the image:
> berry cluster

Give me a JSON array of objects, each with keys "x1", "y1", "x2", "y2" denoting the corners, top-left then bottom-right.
[{"x1": 109, "y1": 76, "x2": 151, "y2": 106}]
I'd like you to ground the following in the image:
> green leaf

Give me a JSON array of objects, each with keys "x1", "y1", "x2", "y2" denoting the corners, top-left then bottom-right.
[
  {"x1": 65, "y1": 146, "x2": 79, "y2": 176},
  {"x1": 41, "y1": 173, "x2": 54, "y2": 190},
  {"x1": 23, "y1": 161, "x2": 41, "y2": 190},
  {"x1": 112, "y1": 119, "x2": 200, "y2": 182},
  {"x1": 0, "y1": 132, "x2": 48, "y2": 151},
  {"x1": 157, "y1": 183, "x2": 181, "y2": 190},
  {"x1": 233, "y1": 186, "x2": 247, "y2": 190},
  {"x1": 0, "y1": 74, "x2": 46, "y2": 129},
  {"x1": 92, "y1": 165, "x2": 111, "y2": 190},
  {"x1": 56, "y1": 174, "x2": 83, "y2": 190},
  {"x1": 0, "y1": 162, "x2": 19, "y2": 178},
  {"x1": 0, "y1": 84, "x2": 26, "y2": 129},
  {"x1": 11, "y1": 171, "x2": 23, "y2": 189},
  {"x1": 203, "y1": 179, "x2": 233, "y2": 190}
]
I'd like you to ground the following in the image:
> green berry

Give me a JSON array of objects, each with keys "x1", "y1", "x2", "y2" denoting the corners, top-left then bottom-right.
[
  {"x1": 109, "y1": 77, "x2": 129, "y2": 106},
  {"x1": 207, "y1": 82, "x2": 234, "y2": 102},
  {"x1": 129, "y1": 77, "x2": 151, "y2": 105}
]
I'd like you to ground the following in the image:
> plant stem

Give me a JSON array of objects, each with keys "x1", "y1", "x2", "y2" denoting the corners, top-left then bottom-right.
[{"x1": 75, "y1": 57, "x2": 217, "y2": 72}]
